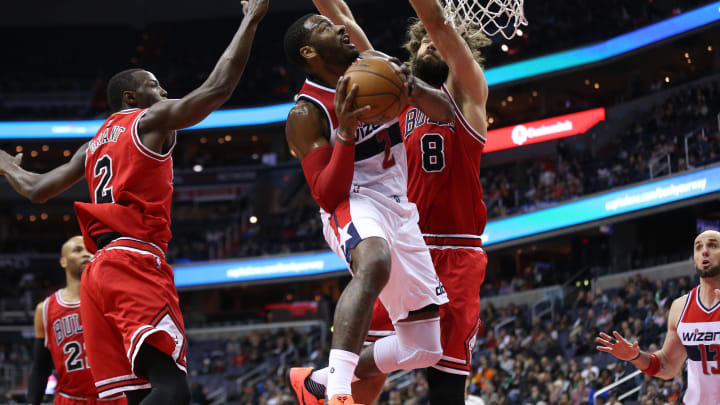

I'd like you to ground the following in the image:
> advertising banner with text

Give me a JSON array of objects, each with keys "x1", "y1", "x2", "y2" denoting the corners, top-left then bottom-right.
[{"x1": 484, "y1": 108, "x2": 606, "y2": 153}]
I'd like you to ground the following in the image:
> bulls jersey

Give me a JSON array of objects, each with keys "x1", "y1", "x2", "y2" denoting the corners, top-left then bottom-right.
[
  {"x1": 42, "y1": 291, "x2": 96, "y2": 398},
  {"x1": 296, "y1": 78, "x2": 408, "y2": 204},
  {"x1": 677, "y1": 286, "x2": 720, "y2": 405},
  {"x1": 74, "y1": 108, "x2": 175, "y2": 253},
  {"x1": 399, "y1": 85, "x2": 487, "y2": 247}
]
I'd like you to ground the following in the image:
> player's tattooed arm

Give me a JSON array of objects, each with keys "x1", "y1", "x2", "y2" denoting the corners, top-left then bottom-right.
[
  {"x1": 0, "y1": 144, "x2": 87, "y2": 203},
  {"x1": 138, "y1": 0, "x2": 269, "y2": 137},
  {"x1": 311, "y1": 0, "x2": 373, "y2": 52}
]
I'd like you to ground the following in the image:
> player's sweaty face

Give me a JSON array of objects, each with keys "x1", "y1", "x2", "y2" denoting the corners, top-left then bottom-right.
[
  {"x1": 133, "y1": 71, "x2": 168, "y2": 108},
  {"x1": 305, "y1": 15, "x2": 358, "y2": 66}
]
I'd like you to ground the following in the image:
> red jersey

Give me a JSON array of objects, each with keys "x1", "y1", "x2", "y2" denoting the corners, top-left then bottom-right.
[
  {"x1": 399, "y1": 85, "x2": 487, "y2": 246},
  {"x1": 74, "y1": 108, "x2": 175, "y2": 253},
  {"x1": 42, "y1": 291, "x2": 96, "y2": 398}
]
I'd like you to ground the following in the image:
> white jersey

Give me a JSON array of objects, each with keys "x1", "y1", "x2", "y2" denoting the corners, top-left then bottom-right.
[
  {"x1": 296, "y1": 78, "x2": 408, "y2": 206},
  {"x1": 676, "y1": 285, "x2": 720, "y2": 405}
]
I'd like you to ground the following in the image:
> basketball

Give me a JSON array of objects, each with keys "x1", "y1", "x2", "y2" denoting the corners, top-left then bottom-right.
[{"x1": 343, "y1": 57, "x2": 407, "y2": 124}]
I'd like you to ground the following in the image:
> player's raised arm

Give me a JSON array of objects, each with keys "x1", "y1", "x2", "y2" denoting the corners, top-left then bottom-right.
[
  {"x1": 27, "y1": 302, "x2": 52, "y2": 405},
  {"x1": 596, "y1": 295, "x2": 689, "y2": 380},
  {"x1": 408, "y1": 0, "x2": 489, "y2": 131},
  {"x1": 311, "y1": 0, "x2": 373, "y2": 52},
  {"x1": 138, "y1": 0, "x2": 269, "y2": 136},
  {"x1": 0, "y1": 144, "x2": 87, "y2": 204}
]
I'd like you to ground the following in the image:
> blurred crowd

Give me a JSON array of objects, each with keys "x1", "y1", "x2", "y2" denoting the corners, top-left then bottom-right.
[
  {"x1": 484, "y1": 80, "x2": 720, "y2": 219},
  {"x1": 0, "y1": 0, "x2": 713, "y2": 119}
]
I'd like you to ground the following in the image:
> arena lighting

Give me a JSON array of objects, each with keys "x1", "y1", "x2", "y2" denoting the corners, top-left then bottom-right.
[
  {"x1": 1, "y1": 4, "x2": 718, "y2": 140},
  {"x1": 171, "y1": 165, "x2": 720, "y2": 286},
  {"x1": 483, "y1": 1, "x2": 720, "y2": 86},
  {"x1": 173, "y1": 251, "x2": 347, "y2": 287},
  {"x1": 480, "y1": 164, "x2": 720, "y2": 247},
  {"x1": 483, "y1": 108, "x2": 605, "y2": 153}
]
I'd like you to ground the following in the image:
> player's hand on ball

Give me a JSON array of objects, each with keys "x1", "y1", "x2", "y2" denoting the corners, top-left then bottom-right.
[
  {"x1": 386, "y1": 57, "x2": 414, "y2": 100},
  {"x1": 334, "y1": 76, "x2": 370, "y2": 144},
  {"x1": 596, "y1": 331, "x2": 640, "y2": 361},
  {"x1": 241, "y1": 0, "x2": 269, "y2": 23}
]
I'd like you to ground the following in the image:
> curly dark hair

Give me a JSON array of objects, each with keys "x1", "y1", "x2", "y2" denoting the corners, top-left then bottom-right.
[{"x1": 404, "y1": 18, "x2": 492, "y2": 67}]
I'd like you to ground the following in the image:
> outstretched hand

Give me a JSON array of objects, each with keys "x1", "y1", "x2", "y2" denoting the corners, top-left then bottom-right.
[
  {"x1": 241, "y1": 0, "x2": 269, "y2": 23},
  {"x1": 596, "y1": 331, "x2": 640, "y2": 361},
  {"x1": 334, "y1": 76, "x2": 370, "y2": 142},
  {"x1": 0, "y1": 149, "x2": 22, "y2": 175}
]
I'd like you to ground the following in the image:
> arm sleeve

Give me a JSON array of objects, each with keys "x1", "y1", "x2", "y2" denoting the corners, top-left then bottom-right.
[
  {"x1": 301, "y1": 142, "x2": 356, "y2": 213},
  {"x1": 27, "y1": 338, "x2": 53, "y2": 405}
]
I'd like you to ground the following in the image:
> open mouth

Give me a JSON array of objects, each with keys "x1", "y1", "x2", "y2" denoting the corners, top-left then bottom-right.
[{"x1": 342, "y1": 34, "x2": 352, "y2": 45}]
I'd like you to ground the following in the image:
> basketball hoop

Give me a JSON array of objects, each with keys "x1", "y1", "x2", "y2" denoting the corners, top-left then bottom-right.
[{"x1": 443, "y1": 0, "x2": 527, "y2": 40}]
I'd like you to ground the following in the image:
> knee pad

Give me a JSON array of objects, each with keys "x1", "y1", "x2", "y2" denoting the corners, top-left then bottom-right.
[{"x1": 374, "y1": 317, "x2": 443, "y2": 373}]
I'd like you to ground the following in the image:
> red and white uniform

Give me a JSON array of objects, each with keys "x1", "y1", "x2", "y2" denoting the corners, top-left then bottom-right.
[
  {"x1": 676, "y1": 286, "x2": 720, "y2": 405},
  {"x1": 368, "y1": 85, "x2": 488, "y2": 375},
  {"x1": 298, "y1": 78, "x2": 448, "y2": 323},
  {"x1": 74, "y1": 108, "x2": 186, "y2": 398},
  {"x1": 42, "y1": 291, "x2": 126, "y2": 404}
]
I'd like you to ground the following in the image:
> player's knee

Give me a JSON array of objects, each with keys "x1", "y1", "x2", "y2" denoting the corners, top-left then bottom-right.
[{"x1": 396, "y1": 317, "x2": 443, "y2": 369}]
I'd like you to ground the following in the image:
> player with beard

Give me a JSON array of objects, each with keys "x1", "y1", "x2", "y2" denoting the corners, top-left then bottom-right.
[
  {"x1": 303, "y1": 0, "x2": 492, "y2": 404},
  {"x1": 597, "y1": 229, "x2": 720, "y2": 405},
  {"x1": 27, "y1": 236, "x2": 126, "y2": 405},
  {"x1": 283, "y1": 12, "x2": 456, "y2": 405}
]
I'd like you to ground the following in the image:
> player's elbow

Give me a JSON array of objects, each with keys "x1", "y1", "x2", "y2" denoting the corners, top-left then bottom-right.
[{"x1": 28, "y1": 190, "x2": 49, "y2": 204}]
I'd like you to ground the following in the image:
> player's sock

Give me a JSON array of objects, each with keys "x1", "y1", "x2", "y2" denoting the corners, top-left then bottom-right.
[
  {"x1": 305, "y1": 370, "x2": 327, "y2": 398},
  {"x1": 326, "y1": 349, "x2": 359, "y2": 398}
]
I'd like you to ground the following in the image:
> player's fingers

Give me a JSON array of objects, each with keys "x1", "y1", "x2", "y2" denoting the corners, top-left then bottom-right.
[
  {"x1": 350, "y1": 105, "x2": 372, "y2": 117},
  {"x1": 343, "y1": 84, "x2": 359, "y2": 111},
  {"x1": 596, "y1": 346, "x2": 613, "y2": 353},
  {"x1": 14, "y1": 153, "x2": 23, "y2": 164},
  {"x1": 599, "y1": 332, "x2": 612, "y2": 341},
  {"x1": 612, "y1": 331, "x2": 627, "y2": 343},
  {"x1": 241, "y1": 0, "x2": 249, "y2": 14},
  {"x1": 595, "y1": 337, "x2": 611, "y2": 347}
]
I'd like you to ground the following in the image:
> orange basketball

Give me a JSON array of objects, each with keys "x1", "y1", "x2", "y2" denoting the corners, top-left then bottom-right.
[{"x1": 343, "y1": 57, "x2": 407, "y2": 125}]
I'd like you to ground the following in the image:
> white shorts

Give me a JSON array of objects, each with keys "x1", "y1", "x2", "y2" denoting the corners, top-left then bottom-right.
[{"x1": 321, "y1": 188, "x2": 448, "y2": 323}]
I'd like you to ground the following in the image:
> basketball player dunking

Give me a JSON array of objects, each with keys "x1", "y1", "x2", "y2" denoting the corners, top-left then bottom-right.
[
  {"x1": 299, "y1": 0, "x2": 493, "y2": 404},
  {"x1": 28, "y1": 236, "x2": 126, "y2": 405},
  {"x1": 597, "y1": 229, "x2": 720, "y2": 405},
  {"x1": 0, "y1": 1, "x2": 268, "y2": 403},
  {"x1": 283, "y1": 13, "x2": 455, "y2": 405}
]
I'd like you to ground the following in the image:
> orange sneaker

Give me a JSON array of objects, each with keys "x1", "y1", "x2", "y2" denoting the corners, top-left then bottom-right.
[
  {"x1": 288, "y1": 367, "x2": 325, "y2": 405},
  {"x1": 327, "y1": 394, "x2": 362, "y2": 405}
]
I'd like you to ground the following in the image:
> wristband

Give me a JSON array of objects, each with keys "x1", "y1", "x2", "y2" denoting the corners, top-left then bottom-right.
[
  {"x1": 629, "y1": 350, "x2": 641, "y2": 361},
  {"x1": 641, "y1": 352, "x2": 661, "y2": 376},
  {"x1": 336, "y1": 130, "x2": 354, "y2": 145}
]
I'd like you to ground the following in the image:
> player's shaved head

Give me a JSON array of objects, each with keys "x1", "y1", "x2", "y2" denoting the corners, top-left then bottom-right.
[
  {"x1": 695, "y1": 229, "x2": 720, "y2": 244},
  {"x1": 694, "y1": 229, "x2": 720, "y2": 278},
  {"x1": 107, "y1": 68, "x2": 144, "y2": 112},
  {"x1": 61, "y1": 235, "x2": 85, "y2": 258}
]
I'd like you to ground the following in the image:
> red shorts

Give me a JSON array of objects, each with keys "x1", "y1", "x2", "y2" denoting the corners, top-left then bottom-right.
[
  {"x1": 54, "y1": 391, "x2": 126, "y2": 404},
  {"x1": 367, "y1": 247, "x2": 487, "y2": 375},
  {"x1": 80, "y1": 238, "x2": 187, "y2": 398}
]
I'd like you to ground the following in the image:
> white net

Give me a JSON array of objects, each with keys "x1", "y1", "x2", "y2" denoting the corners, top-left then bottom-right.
[{"x1": 443, "y1": 0, "x2": 528, "y2": 40}]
